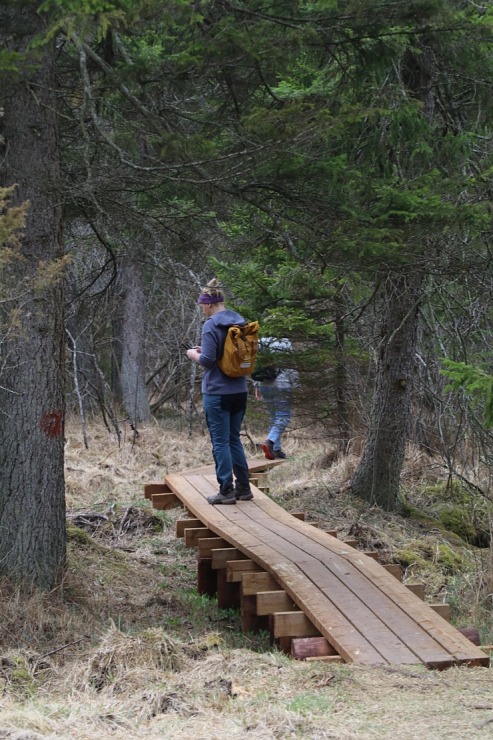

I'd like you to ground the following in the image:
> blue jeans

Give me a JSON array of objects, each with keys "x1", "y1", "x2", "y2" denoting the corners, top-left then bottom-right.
[
  {"x1": 203, "y1": 393, "x2": 249, "y2": 491},
  {"x1": 260, "y1": 386, "x2": 292, "y2": 451}
]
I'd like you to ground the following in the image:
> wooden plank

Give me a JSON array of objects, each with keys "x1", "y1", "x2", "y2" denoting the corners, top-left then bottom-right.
[
  {"x1": 226, "y1": 560, "x2": 264, "y2": 582},
  {"x1": 405, "y1": 583, "x2": 425, "y2": 600},
  {"x1": 184, "y1": 527, "x2": 214, "y2": 547},
  {"x1": 144, "y1": 482, "x2": 171, "y2": 499},
  {"x1": 273, "y1": 612, "x2": 321, "y2": 639},
  {"x1": 429, "y1": 604, "x2": 451, "y2": 621},
  {"x1": 197, "y1": 557, "x2": 216, "y2": 596},
  {"x1": 176, "y1": 518, "x2": 203, "y2": 537},
  {"x1": 211, "y1": 548, "x2": 242, "y2": 569},
  {"x1": 256, "y1": 591, "x2": 299, "y2": 615},
  {"x1": 291, "y1": 637, "x2": 338, "y2": 660},
  {"x1": 457, "y1": 627, "x2": 480, "y2": 646},
  {"x1": 277, "y1": 636, "x2": 293, "y2": 655},
  {"x1": 186, "y1": 457, "x2": 285, "y2": 476},
  {"x1": 383, "y1": 564, "x2": 402, "y2": 580},
  {"x1": 290, "y1": 512, "x2": 305, "y2": 521},
  {"x1": 241, "y1": 594, "x2": 269, "y2": 634},
  {"x1": 241, "y1": 571, "x2": 279, "y2": 595},
  {"x1": 343, "y1": 539, "x2": 358, "y2": 548},
  {"x1": 254, "y1": 473, "x2": 270, "y2": 491},
  {"x1": 217, "y1": 568, "x2": 240, "y2": 609},
  {"x1": 151, "y1": 492, "x2": 181, "y2": 510},
  {"x1": 197, "y1": 537, "x2": 229, "y2": 557}
]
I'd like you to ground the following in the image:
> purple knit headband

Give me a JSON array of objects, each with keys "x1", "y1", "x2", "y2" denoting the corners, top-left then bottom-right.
[{"x1": 198, "y1": 292, "x2": 223, "y2": 305}]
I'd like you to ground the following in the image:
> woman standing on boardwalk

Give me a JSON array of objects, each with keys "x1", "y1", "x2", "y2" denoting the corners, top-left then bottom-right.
[{"x1": 186, "y1": 279, "x2": 253, "y2": 505}]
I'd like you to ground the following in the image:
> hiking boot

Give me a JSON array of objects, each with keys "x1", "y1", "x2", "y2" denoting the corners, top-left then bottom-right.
[
  {"x1": 261, "y1": 439, "x2": 275, "y2": 461},
  {"x1": 235, "y1": 482, "x2": 254, "y2": 501},
  {"x1": 207, "y1": 486, "x2": 236, "y2": 505},
  {"x1": 274, "y1": 449, "x2": 287, "y2": 459}
]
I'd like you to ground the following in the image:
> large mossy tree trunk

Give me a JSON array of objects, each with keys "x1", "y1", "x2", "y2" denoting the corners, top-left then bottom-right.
[
  {"x1": 350, "y1": 272, "x2": 423, "y2": 511},
  {"x1": 0, "y1": 5, "x2": 66, "y2": 588}
]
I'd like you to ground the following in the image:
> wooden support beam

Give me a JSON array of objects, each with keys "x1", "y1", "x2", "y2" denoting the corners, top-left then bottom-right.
[
  {"x1": 226, "y1": 559, "x2": 263, "y2": 583},
  {"x1": 197, "y1": 557, "x2": 216, "y2": 596},
  {"x1": 276, "y1": 636, "x2": 293, "y2": 655},
  {"x1": 290, "y1": 637, "x2": 338, "y2": 661},
  {"x1": 144, "y1": 482, "x2": 171, "y2": 499},
  {"x1": 290, "y1": 512, "x2": 305, "y2": 521},
  {"x1": 362, "y1": 551, "x2": 379, "y2": 560},
  {"x1": 211, "y1": 548, "x2": 243, "y2": 569},
  {"x1": 241, "y1": 594, "x2": 269, "y2": 634},
  {"x1": 255, "y1": 472, "x2": 269, "y2": 483},
  {"x1": 383, "y1": 563, "x2": 402, "y2": 580},
  {"x1": 405, "y1": 583, "x2": 425, "y2": 600},
  {"x1": 272, "y1": 611, "x2": 321, "y2": 639},
  {"x1": 429, "y1": 603, "x2": 451, "y2": 621},
  {"x1": 241, "y1": 571, "x2": 279, "y2": 596},
  {"x1": 457, "y1": 627, "x2": 480, "y2": 646},
  {"x1": 151, "y1": 492, "x2": 181, "y2": 510},
  {"x1": 184, "y1": 527, "x2": 214, "y2": 547},
  {"x1": 342, "y1": 539, "x2": 358, "y2": 548},
  {"x1": 176, "y1": 519, "x2": 203, "y2": 537},
  {"x1": 217, "y1": 568, "x2": 240, "y2": 610},
  {"x1": 256, "y1": 590, "x2": 299, "y2": 616},
  {"x1": 325, "y1": 530, "x2": 338, "y2": 538},
  {"x1": 198, "y1": 537, "x2": 228, "y2": 557},
  {"x1": 253, "y1": 472, "x2": 270, "y2": 492}
]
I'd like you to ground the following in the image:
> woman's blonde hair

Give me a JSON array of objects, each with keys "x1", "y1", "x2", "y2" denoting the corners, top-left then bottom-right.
[{"x1": 198, "y1": 278, "x2": 225, "y2": 303}]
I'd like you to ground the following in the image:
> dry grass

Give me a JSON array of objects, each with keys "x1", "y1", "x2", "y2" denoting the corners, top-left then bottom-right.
[{"x1": 0, "y1": 414, "x2": 492, "y2": 739}]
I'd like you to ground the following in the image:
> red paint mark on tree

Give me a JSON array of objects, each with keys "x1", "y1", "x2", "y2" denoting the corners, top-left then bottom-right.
[{"x1": 40, "y1": 410, "x2": 63, "y2": 438}]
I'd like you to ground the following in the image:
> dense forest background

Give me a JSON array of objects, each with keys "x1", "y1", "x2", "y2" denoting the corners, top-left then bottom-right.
[{"x1": 2, "y1": 0, "x2": 493, "y2": 589}]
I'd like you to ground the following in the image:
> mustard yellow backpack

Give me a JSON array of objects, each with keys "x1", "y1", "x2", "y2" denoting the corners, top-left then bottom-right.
[{"x1": 217, "y1": 321, "x2": 260, "y2": 377}]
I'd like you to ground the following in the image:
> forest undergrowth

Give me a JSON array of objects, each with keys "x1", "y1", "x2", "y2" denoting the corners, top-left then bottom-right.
[{"x1": 1, "y1": 412, "x2": 492, "y2": 740}]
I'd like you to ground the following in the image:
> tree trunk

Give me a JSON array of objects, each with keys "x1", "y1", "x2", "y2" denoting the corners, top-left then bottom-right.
[
  {"x1": 350, "y1": 272, "x2": 423, "y2": 511},
  {"x1": 119, "y1": 254, "x2": 151, "y2": 425},
  {"x1": 0, "y1": 8, "x2": 66, "y2": 587},
  {"x1": 66, "y1": 281, "x2": 106, "y2": 417},
  {"x1": 334, "y1": 290, "x2": 350, "y2": 450}
]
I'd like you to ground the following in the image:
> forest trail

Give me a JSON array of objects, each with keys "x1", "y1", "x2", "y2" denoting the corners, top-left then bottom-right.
[{"x1": 144, "y1": 460, "x2": 489, "y2": 668}]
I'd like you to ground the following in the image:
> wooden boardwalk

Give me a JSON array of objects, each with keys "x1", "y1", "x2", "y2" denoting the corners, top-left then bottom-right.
[{"x1": 144, "y1": 460, "x2": 489, "y2": 668}]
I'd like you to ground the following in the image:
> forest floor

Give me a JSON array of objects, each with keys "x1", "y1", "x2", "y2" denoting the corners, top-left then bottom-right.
[{"x1": 1, "y1": 411, "x2": 493, "y2": 740}]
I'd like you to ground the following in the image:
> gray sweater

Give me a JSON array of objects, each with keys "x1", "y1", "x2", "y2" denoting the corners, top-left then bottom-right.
[{"x1": 198, "y1": 308, "x2": 248, "y2": 395}]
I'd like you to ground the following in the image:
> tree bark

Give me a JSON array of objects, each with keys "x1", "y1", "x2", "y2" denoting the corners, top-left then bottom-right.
[
  {"x1": 0, "y1": 6, "x2": 66, "y2": 588},
  {"x1": 334, "y1": 289, "x2": 350, "y2": 450},
  {"x1": 350, "y1": 272, "x2": 423, "y2": 511},
  {"x1": 119, "y1": 253, "x2": 151, "y2": 425}
]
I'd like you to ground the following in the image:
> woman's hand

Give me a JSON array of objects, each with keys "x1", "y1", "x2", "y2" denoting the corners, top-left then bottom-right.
[{"x1": 186, "y1": 347, "x2": 201, "y2": 362}]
